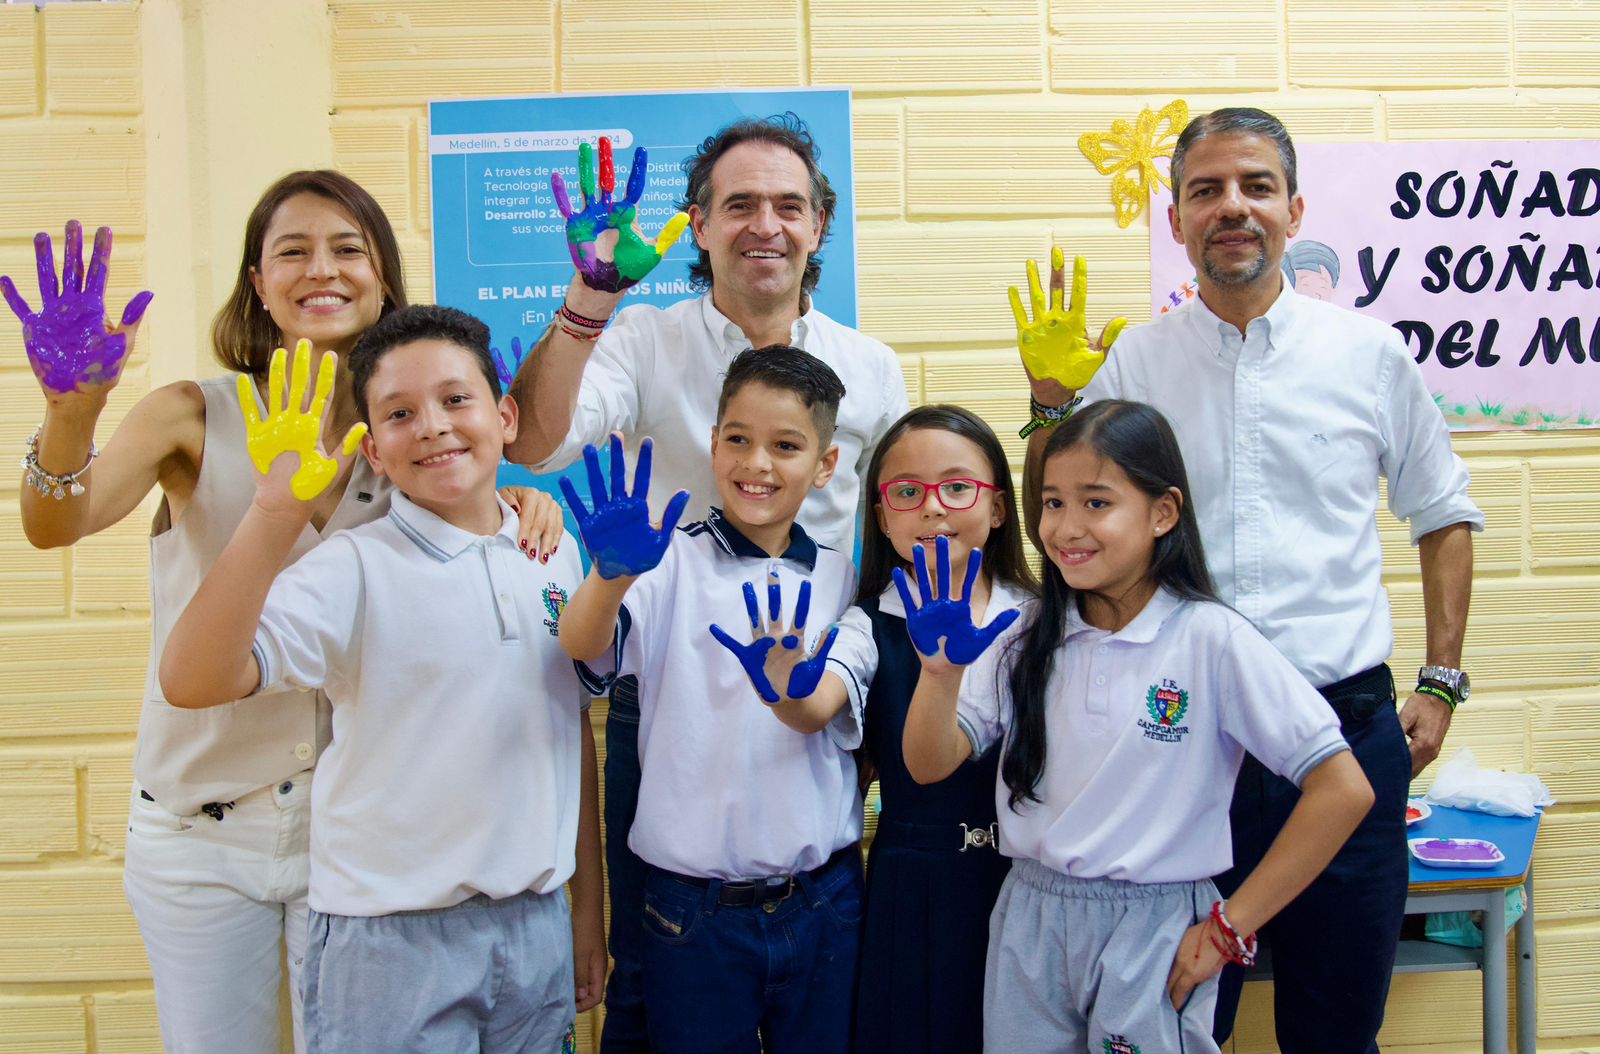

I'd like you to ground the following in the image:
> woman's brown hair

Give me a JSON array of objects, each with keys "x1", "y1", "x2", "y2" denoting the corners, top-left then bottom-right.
[{"x1": 210, "y1": 170, "x2": 407, "y2": 376}]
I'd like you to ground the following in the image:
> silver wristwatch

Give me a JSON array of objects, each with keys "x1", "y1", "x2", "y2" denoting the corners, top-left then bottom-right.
[{"x1": 1418, "y1": 665, "x2": 1470, "y2": 705}]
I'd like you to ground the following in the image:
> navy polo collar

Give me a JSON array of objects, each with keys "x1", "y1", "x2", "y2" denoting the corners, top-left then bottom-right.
[{"x1": 700, "y1": 506, "x2": 820, "y2": 571}]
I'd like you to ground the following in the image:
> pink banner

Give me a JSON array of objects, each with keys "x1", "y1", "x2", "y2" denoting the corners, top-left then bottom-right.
[{"x1": 1150, "y1": 141, "x2": 1600, "y2": 431}]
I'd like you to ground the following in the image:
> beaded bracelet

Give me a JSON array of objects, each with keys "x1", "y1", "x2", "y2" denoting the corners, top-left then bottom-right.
[
  {"x1": 22, "y1": 426, "x2": 97, "y2": 500},
  {"x1": 1208, "y1": 901, "x2": 1258, "y2": 966}
]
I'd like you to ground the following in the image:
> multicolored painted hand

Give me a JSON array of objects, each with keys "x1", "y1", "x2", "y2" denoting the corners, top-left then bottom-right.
[
  {"x1": 710, "y1": 571, "x2": 841, "y2": 705},
  {"x1": 2, "y1": 221, "x2": 154, "y2": 394},
  {"x1": 552, "y1": 138, "x2": 691, "y2": 294},
  {"x1": 490, "y1": 336, "x2": 525, "y2": 390},
  {"x1": 892, "y1": 536, "x2": 1020, "y2": 666},
  {"x1": 559, "y1": 434, "x2": 689, "y2": 580},
  {"x1": 1008, "y1": 248, "x2": 1128, "y2": 391},
  {"x1": 238, "y1": 340, "x2": 367, "y2": 502}
]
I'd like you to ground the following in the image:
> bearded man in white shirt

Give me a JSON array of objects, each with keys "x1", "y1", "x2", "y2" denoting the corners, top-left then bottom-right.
[
  {"x1": 506, "y1": 113, "x2": 907, "y2": 1054},
  {"x1": 1019, "y1": 107, "x2": 1483, "y2": 1054}
]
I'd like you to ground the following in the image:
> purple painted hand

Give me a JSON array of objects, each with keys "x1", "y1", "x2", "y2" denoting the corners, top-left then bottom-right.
[
  {"x1": 551, "y1": 138, "x2": 690, "y2": 294},
  {"x1": 709, "y1": 572, "x2": 840, "y2": 705},
  {"x1": 2, "y1": 221, "x2": 154, "y2": 395},
  {"x1": 559, "y1": 434, "x2": 689, "y2": 580},
  {"x1": 490, "y1": 336, "x2": 525, "y2": 389},
  {"x1": 892, "y1": 536, "x2": 1020, "y2": 666}
]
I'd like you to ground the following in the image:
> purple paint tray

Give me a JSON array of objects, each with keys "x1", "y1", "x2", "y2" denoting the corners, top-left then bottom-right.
[{"x1": 1408, "y1": 837, "x2": 1505, "y2": 869}]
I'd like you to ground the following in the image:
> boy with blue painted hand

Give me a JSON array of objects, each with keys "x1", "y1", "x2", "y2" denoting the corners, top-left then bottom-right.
[
  {"x1": 159, "y1": 305, "x2": 603, "y2": 1054},
  {"x1": 558, "y1": 345, "x2": 867, "y2": 1054}
]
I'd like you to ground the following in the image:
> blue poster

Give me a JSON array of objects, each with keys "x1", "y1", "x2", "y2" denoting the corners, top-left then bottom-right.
[{"x1": 426, "y1": 88, "x2": 857, "y2": 543}]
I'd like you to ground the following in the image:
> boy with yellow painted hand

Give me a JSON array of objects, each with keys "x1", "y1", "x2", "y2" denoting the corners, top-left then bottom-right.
[{"x1": 160, "y1": 307, "x2": 602, "y2": 1054}]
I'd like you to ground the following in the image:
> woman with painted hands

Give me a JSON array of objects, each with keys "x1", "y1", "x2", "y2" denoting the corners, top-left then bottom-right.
[{"x1": 7, "y1": 173, "x2": 562, "y2": 1054}]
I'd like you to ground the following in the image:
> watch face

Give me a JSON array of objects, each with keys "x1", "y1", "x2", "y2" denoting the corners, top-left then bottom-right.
[{"x1": 1457, "y1": 672, "x2": 1471, "y2": 699}]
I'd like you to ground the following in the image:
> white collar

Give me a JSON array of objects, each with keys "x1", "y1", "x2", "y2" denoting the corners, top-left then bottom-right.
[
  {"x1": 1185, "y1": 278, "x2": 1301, "y2": 363},
  {"x1": 1062, "y1": 587, "x2": 1185, "y2": 643},
  {"x1": 387, "y1": 491, "x2": 518, "y2": 562},
  {"x1": 699, "y1": 293, "x2": 815, "y2": 355}
]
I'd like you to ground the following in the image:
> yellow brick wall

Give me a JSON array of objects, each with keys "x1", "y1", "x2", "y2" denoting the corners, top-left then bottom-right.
[{"x1": 1, "y1": 2, "x2": 1596, "y2": 1051}]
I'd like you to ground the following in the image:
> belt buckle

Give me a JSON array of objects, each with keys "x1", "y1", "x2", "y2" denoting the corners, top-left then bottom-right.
[
  {"x1": 960, "y1": 823, "x2": 998, "y2": 852},
  {"x1": 760, "y1": 876, "x2": 795, "y2": 912}
]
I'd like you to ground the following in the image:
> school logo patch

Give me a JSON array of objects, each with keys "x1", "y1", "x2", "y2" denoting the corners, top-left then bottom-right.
[
  {"x1": 541, "y1": 584, "x2": 568, "y2": 637},
  {"x1": 562, "y1": 1024, "x2": 578, "y2": 1053},
  {"x1": 1103, "y1": 1037, "x2": 1140, "y2": 1054},
  {"x1": 1138, "y1": 679, "x2": 1191, "y2": 743}
]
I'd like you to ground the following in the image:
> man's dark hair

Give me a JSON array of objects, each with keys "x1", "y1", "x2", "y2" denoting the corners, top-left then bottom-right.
[
  {"x1": 348, "y1": 304, "x2": 499, "y2": 423},
  {"x1": 680, "y1": 113, "x2": 837, "y2": 295},
  {"x1": 716, "y1": 344, "x2": 846, "y2": 446},
  {"x1": 1170, "y1": 107, "x2": 1299, "y2": 202}
]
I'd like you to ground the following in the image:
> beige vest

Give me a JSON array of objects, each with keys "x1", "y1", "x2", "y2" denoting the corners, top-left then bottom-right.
[{"x1": 135, "y1": 376, "x2": 391, "y2": 813}]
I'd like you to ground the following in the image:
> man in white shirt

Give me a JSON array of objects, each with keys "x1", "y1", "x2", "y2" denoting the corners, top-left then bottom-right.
[
  {"x1": 1018, "y1": 108, "x2": 1483, "y2": 1053},
  {"x1": 506, "y1": 114, "x2": 907, "y2": 1053}
]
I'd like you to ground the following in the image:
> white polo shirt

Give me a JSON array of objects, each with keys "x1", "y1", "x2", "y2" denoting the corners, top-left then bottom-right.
[
  {"x1": 1082, "y1": 283, "x2": 1484, "y2": 687},
  {"x1": 958, "y1": 589, "x2": 1348, "y2": 884},
  {"x1": 531, "y1": 294, "x2": 910, "y2": 553},
  {"x1": 582, "y1": 508, "x2": 863, "y2": 880},
  {"x1": 252, "y1": 492, "x2": 588, "y2": 916}
]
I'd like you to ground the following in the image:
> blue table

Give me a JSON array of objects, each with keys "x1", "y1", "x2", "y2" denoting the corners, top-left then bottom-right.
[
  {"x1": 1244, "y1": 804, "x2": 1541, "y2": 1053},
  {"x1": 1402, "y1": 804, "x2": 1541, "y2": 1054}
]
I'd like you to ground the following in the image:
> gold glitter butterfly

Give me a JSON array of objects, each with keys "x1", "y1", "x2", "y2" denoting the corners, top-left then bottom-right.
[{"x1": 1079, "y1": 100, "x2": 1191, "y2": 229}]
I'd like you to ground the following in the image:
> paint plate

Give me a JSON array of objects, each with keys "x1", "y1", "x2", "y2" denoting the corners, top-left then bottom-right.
[
  {"x1": 1409, "y1": 837, "x2": 1505, "y2": 869},
  {"x1": 1405, "y1": 799, "x2": 1432, "y2": 826}
]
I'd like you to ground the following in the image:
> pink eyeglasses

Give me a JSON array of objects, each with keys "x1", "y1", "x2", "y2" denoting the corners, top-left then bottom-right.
[{"x1": 878, "y1": 478, "x2": 999, "y2": 512}]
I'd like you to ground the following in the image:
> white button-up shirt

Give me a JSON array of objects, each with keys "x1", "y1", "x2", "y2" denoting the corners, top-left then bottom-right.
[
  {"x1": 531, "y1": 294, "x2": 909, "y2": 553},
  {"x1": 252, "y1": 493, "x2": 588, "y2": 916},
  {"x1": 1083, "y1": 284, "x2": 1484, "y2": 688},
  {"x1": 958, "y1": 590, "x2": 1348, "y2": 883}
]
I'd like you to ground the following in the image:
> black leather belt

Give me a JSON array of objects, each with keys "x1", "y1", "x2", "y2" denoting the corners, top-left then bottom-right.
[
  {"x1": 657, "y1": 845, "x2": 858, "y2": 908},
  {"x1": 1317, "y1": 663, "x2": 1395, "y2": 733}
]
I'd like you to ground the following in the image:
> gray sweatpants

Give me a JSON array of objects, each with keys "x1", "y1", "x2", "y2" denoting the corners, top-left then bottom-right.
[
  {"x1": 984, "y1": 859, "x2": 1222, "y2": 1054},
  {"x1": 303, "y1": 888, "x2": 575, "y2": 1054}
]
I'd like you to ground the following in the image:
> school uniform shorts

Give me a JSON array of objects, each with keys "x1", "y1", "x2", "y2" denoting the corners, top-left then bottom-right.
[
  {"x1": 303, "y1": 887, "x2": 574, "y2": 1054},
  {"x1": 984, "y1": 858, "x2": 1221, "y2": 1054}
]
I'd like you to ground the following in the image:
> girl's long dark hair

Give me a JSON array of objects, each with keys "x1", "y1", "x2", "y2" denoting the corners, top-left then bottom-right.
[
  {"x1": 1002, "y1": 400, "x2": 1219, "y2": 810},
  {"x1": 858, "y1": 405, "x2": 1039, "y2": 605}
]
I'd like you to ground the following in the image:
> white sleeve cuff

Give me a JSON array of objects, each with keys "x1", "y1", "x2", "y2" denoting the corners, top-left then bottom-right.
[{"x1": 823, "y1": 655, "x2": 865, "y2": 751}]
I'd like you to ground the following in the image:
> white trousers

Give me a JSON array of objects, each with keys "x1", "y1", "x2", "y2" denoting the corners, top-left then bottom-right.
[{"x1": 122, "y1": 771, "x2": 314, "y2": 1054}]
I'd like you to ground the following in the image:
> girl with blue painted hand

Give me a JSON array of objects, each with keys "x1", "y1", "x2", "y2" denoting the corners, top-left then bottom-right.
[
  {"x1": 901, "y1": 400, "x2": 1375, "y2": 1054},
  {"x1": 844, "y1": 405, "x2": 1038, "y2": 1054}
]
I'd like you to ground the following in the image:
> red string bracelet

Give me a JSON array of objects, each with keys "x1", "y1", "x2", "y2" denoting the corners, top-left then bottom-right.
[
  {"x1": 1209, "y1": 901, "x2": 1258, "y2": 966},
  {"x1": 552, "y1": 321, "x2": 602, "y2": 343}
]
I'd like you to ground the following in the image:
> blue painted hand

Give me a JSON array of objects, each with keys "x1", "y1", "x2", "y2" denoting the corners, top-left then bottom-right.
[
  {"x1": 892, "y1": 536, "x2": 1020, "y2": 666},
  {"x1": 559, "y1": 434, "x2": 689, "y2": 579},
  {"x1": 489, "y1": 336, "x2": 525, "y2": 390},
  {"x1": 710, "y1": 570, "x2": 840, "y2": 705}
]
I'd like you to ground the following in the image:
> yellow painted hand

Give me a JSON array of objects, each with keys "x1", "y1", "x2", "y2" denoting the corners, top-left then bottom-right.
[
  {"x1": 1008, "y1": 248, "x2": 1128, "y2": 391},
  {"x1": 238, "y1": 340, "x2": 367, "y2": 502}
]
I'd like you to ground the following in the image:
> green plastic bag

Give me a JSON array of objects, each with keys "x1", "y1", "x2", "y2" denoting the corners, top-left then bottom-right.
[{"x1": 1424, "y1": 885, "x2": 1526, "y2": 948}]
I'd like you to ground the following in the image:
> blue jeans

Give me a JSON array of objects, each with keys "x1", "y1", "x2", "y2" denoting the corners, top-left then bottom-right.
[
  {"x1": 639, "y1": 850, "x2": 864, "y2": 1054},
  {"x1": 600, "y1": 677, "x2": 651, "y2": 1054},
  {"x1": 1212, "y1": 664, "x2": 1411, "y2": 1053}
]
